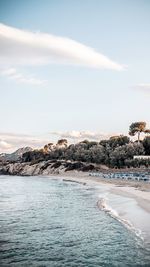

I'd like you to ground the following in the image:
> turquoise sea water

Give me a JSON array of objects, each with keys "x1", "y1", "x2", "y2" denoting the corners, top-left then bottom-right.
[{"x1": 0, "y1": 175, "x2": 150, "y2": 267}]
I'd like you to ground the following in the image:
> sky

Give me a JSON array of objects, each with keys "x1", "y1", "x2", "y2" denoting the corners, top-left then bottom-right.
[{"x1": 0, "y1": 0, "x2": 150, "y2": 152}]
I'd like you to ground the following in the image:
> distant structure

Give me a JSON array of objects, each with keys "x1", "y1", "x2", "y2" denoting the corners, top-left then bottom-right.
[{"x1": 133, "y1": 155, "x2": 150, "y2": 160}]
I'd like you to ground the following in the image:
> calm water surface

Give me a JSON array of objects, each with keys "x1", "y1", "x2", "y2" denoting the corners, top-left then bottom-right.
[{"x1": 0, "y1": 175, "x2": 150, "y2": 267}]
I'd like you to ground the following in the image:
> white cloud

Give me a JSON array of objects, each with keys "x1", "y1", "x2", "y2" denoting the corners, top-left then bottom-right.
[
  {"x1": 0, "y1": 23, "x2": 125, "y2": 71},
  {"x1": 0, "y1": 67, "x2": 47, "y2": 85},
  {"x1": 51, "y1": 130, "x2": 116, "y2": 141}
]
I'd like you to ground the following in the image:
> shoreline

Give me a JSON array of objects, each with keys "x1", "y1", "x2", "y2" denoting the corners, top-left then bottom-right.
[
  {"x1": 44, "y1": 170, "x2": 150, "y2": 214},
  {"x1": 44, "y1": 171, "x2": 150, "y2": 240}
]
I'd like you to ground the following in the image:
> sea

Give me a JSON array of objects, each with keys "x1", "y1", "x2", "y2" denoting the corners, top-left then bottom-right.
[{"x1": 0, "y1": 175, "x2": 150, "y2": 267}]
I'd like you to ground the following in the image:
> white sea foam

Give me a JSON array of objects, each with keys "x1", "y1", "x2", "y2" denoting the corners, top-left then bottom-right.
[{"x1": 97, "y1": 196, "x2": 143, "y2": 240}]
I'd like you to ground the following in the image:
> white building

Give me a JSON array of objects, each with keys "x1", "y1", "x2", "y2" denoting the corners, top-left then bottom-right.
[{"x1": 134, "y1": 155, "x2": 150, "y2": 160}]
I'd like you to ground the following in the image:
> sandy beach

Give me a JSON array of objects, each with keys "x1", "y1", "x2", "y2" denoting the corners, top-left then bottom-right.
[{"x1": 46, "y1": 170, "x2": 150, "y2": 241}]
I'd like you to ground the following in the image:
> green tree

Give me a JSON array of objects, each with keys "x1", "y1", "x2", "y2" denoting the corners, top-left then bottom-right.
[
  {"x1": 109, "y1": 143, "x2": 145, "y2": 168},
  {"x1": 145, "y1": 129, "x2": 150, "y2": 134},
  {"x1": 129, "y1": 121, "x2": 150, "y2": 142},
  {"x1": 143, "y1": 136, "x2": 150, "y2": 155},
  {"x1": 109, "y1": 135, "x2": 130, "y2": 148}
]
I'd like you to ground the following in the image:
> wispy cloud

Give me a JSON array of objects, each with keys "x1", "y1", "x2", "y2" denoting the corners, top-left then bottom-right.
[
  {"x1": 0, "y1": 23, "x2": 125, "y2": 71},
  {"x1": 0, "y1": 67, "x2": 47, "y2": 85}
]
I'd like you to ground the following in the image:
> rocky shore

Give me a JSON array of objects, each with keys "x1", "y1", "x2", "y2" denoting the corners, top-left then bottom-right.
[{"x1": 0, "y1": 160, "x2": 96, "y2": 176}]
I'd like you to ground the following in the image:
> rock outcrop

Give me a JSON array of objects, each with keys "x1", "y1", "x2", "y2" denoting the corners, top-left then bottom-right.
[{"x1": 0, "y1": 160, "x2": 96, "y2": 176}]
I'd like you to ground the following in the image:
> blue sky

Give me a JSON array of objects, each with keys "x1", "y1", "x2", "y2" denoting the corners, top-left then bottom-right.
[{"x1": 0, "y1": 0, "x2": 150, "y2": 152}]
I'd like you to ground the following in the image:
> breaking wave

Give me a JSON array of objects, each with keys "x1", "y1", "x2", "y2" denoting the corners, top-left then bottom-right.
[{"x1": 97, "y1": 197, "x2": 143, "y2": 240}]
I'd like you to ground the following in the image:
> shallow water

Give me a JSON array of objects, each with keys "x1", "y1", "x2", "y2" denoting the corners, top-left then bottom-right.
[{"x1": 0, "y1": 175, "x2": 150, "y2": 267}]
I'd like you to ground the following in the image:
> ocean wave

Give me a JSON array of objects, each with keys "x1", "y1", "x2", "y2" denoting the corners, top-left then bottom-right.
[{"x1": 97, "y1": 197, "x2": 143, "y2": 240}]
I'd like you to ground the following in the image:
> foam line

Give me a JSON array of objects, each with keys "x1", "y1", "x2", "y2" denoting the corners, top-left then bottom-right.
[{"x1": 97, "y1": 197, "x2": 143, "y2": 240}]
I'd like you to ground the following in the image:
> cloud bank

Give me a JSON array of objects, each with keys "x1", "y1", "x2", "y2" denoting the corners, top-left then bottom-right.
[
  {"x1": 0, "y1": 132, "x2": 50, "y2": 153},
  {"x1": 51, "y1": 130, "x2": 115, "y2": 141},
  {"x1": 0, "y1": 23, "x2": 124, "y2": 70}
]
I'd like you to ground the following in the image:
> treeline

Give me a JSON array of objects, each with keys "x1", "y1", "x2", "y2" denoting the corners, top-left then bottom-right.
[{"x1": 22, "y1": 135, "x2": 150, "y2": 168}]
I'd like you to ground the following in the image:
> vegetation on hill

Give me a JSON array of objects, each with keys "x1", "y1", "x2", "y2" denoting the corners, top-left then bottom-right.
[{"x1": 22, "y1": 122, "x2": 150, "y2": 169}]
